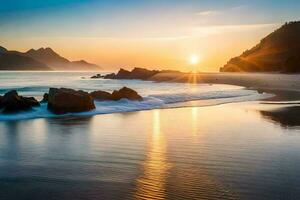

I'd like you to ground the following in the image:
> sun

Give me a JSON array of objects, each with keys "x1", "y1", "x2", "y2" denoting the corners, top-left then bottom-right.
[{"x1": 189, "y1": 54, "x2": 200, "y2": 65}]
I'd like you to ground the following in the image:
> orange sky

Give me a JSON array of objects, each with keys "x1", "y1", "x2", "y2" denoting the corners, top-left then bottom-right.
[
  {"x1": 2, "y1": 23, "x2": 277, "y2": 72},
  {"x1": 2, "y1": 1, "x2": 296, "y2": 71}
]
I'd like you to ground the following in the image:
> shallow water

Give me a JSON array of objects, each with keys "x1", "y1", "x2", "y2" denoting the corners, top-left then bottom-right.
[
  {"x1": 1, "y1": 102, "x2": 300, "y2": 200},
  {"x1": 0, "y1": 72, "x2": 271, "y2": 121}
]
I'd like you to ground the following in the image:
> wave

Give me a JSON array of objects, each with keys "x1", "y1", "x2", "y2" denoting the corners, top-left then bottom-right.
[{"x1": 0, "y1": 89, "x2": 273, "y2": 121}]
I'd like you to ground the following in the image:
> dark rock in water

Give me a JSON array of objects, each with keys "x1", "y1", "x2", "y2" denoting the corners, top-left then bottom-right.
[
  {"x1": 104, "y1": 67, "x2": 159, "y2": 80},
  {"x1": 47, "y1": 88, "x2": 95, "y2": 114},
  {"x1": 90, "y1": 90, "x2": 112, "y2": 101},
  {"x1": 23, "y1": 97, "x2": 40, "y2": 107},
  {"x1": 0, "y1": 90, "x2": 40, "y2": 112},
  {"x1": 0, "y1": 95, "x2": 3, "y2": 109},
  {"x1": 103, "y1": 73, "x2": 116, "y2": 79},
  {"x1": 91, "y1": 74, "x2": 102, "y2": 79},
  {"x1": 111, "y1": 87, "x2": 143, "y2": 101},
  {"x1": 90, "y1": 87, "x2": 143, "y2": 101},
  {"x1": 128, "y1": 67, "x2": 159, "y2": 80},
  {"x1": 40, "y1": 93, "x2": 49, "y2": 103}
]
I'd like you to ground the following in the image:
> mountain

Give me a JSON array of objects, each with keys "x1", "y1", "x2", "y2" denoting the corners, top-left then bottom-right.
[
  {"x1": 220, "y1": 21, "x2": 300, "y2": 73},
  {"x1": 25, "y1": 47, "x2": 70, "y2": 68},
  {"x1": 0, "y1": 46, "x2": 101, "y2": 71},
  {"x1": 70, "y1": 60, "x2": 100, "y2": 71},
  {"x1": 0, "y1": 52, "x2": 51, "y2": 71},
  {"x1": 24, "y1": 47, "x2": 101, "y2": 71}
]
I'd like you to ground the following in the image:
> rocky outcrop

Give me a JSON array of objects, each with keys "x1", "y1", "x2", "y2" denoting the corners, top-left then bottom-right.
[
  {"x1": 0, "y1": 90, "x2": 40, "y2": 112},
  {"x1": 90, "y1": 90, "x2": 113, "y2": 101},
  {"x1": 90, "y1": 87, "x2": 143, "y2": 101},
  {"x1": 47, "y1": 88, "x2": 95, "y2": 114},
  {"x1": 91, "y1": 74, "x2": 102, "y2": 79},
  {"x1": 40, "y1": 93, "x2": 49, "y2": 103},
  {"x1": 221, "y1": 21, "x2": 300, "y2": 73},
  {"x1": 104, "y1": 67, "x2": 159, "y2": 80},
  {"x1": 111, "y1": 87, "x2": 143, "y2": 101}
]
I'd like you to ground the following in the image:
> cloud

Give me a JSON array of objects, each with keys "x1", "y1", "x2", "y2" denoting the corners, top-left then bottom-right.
[
  {"x1": 195, "y1": 10, "x2": 218, "y2": 16},
  {"x1": 190, "y1": 23, "x2": 278, "y2": 37}
]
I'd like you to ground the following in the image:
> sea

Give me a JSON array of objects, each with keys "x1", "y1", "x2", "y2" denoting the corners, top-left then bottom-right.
[
  {"x1": 1, "y1": 71, "x2": 300, "y2": 200},
  {"x1": 0, "y1": 71, "x2": 271, "y2": 121}
]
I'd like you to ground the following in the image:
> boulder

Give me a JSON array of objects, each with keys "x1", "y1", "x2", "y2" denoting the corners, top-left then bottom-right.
[
  {"x1": 90, "y1": 87, "x2": 143, "y2": 101},
  {"x1": 90, "y1": 90, "x2": 112, "y2": 101},
  {"x1": 47, "y1": 88, "x2": 95, "y2": 114},
  {"x1": 0, "y1": 95, "x2": 3, "y2": 109},
  {"x1": 0, "y1": 90, "x2": 40, "y2": 112},
  {"x1": 40, "y1": 93, "x2": 49, "y2": 103},
  {"x1": 111, "y1": 87, "x2": 143, "y2": 101}
]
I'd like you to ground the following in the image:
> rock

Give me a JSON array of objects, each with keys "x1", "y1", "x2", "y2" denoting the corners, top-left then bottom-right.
[
  {"x1": 115, "y1": 68, "x2": 131, "y2": 79},
  {"x1": 91, "y1": 74, "x2": 102, "y2": 79},
  {"x1": 103, "y1": 73, "x2": 116, "y2": 79},
  {"x1": 128, "y1": 67, "x2": 159, "y2": 80},
  {"x1": 23, "y1": 97, "x2": 40, "y2": 107},
  {"x1": 0, "y1": 95, "x2": 3, "y2": 109},
  {"x1": 0, "y1": 90, "x2": 40, "y2": 112},
  {"x1": 90, "y1": 87, "x2": 143, "y2": 101},
  {"x1": 90, "y1": 90, "x2": 112, "y2": 101},
  {"x1": 47, "y1": 88, "x2": 95, "y2": 114},
  {"x1": 111, "y1": 87, "x2": 143, "y2": 101},
  {"x1": 40, "y1": 93, "x2": 49, "y2": 103},
  {"x1": 103, "y1": 67, "x2": 159, "y2": 80}
]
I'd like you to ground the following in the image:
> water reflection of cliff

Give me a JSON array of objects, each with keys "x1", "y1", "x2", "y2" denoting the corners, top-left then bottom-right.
[{"x1": 260, "y1": 106, "x2": 300, "y2": 128}]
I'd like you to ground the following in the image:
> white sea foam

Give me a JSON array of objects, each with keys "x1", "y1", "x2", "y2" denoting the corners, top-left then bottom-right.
[
  {"x1": 0, "y1": 71, "x2": 274, "y2": 121},
  {"x1": 0, "y1": 89, "x2": 273, "y2": 121}
]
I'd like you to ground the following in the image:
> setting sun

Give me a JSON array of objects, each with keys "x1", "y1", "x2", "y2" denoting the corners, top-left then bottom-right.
[{"x1": 189, "y1": 54, "x2": 201, "y2": 65}]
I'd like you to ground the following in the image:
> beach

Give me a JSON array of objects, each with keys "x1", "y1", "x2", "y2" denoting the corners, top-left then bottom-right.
[
  {"x1": 1, "y1": 101, "x2": 300, "y2": 200},
  {"x1": 150, "y1": 72, "x2": 300, "y2": 100},
  {"x1": 0, "y1": 72, "x2": 300, "y2": 199}
]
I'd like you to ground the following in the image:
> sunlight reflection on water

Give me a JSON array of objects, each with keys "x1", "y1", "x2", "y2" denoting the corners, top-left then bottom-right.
[{"x1": 135, "y1": 110, "x2": 170, "y2": 199}]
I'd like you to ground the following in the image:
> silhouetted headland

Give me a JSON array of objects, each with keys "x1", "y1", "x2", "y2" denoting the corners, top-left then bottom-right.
[
  {"x1": 0, "y1": 46, "x2": 101, "y2": 71},
  {"x1": 221, "y1": 21, "x2": 300, "y2": 73}
]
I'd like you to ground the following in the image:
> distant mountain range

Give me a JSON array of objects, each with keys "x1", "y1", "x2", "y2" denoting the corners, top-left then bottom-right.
[
  {"x1": 220, "y1": 21, "x2": 300, "y2": 73},
  {"x1": 0, "y1": 46, "x2": 101, "y2": 71}
]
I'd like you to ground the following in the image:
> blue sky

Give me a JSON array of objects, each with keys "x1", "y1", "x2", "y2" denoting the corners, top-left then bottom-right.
[
  {"x1": 1, "y1": 0, "x2": 300, "y2": 37},
  {"x1": 1, "y1": 0, "x2": 300, "y2": 71}
]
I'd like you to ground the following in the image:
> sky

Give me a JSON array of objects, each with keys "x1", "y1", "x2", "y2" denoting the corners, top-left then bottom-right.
[{"x1": 1, "y1": 0, "x2": 300, "y2": 71}]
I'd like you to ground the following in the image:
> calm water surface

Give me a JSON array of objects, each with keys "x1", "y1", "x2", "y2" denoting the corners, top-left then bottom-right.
[{"x1": 1, "y1": 102, "x2": 300, "y2": 200}]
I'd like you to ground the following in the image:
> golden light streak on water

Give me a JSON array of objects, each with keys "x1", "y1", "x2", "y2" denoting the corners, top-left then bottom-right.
[
  {"x1": 187, "y1": 73, "x2": 199, "y2": 84},
  {"x1": 191, "y1": 107, "x2": 199, "y2": 138},
  {"x1": 134, "y1": 110, "x2": 170, "y2": 200}
]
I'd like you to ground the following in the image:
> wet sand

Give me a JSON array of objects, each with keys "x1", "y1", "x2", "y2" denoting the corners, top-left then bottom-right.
[
  {"x1": 150, "y1": 72, "x2": 300, "y2": 100},
  {"x1": 1, "y1": 101, "x2": 300, "y2": 200}
]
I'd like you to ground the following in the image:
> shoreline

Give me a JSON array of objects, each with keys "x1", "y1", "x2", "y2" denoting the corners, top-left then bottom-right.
[{"x1": 149, "y1": 72, "x2": 300, "y2": 101}]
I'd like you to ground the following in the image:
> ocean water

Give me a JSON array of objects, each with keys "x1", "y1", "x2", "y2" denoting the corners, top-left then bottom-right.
[
  {"x1": 0, "y1": 72, "x2": 272, "y2": 121},
  {"x1": 0, "y1": 72, "x2": 300, "y2": 200},
  {"x1": 1, "y1": 102, "x2": 300, "y2": 200}
]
